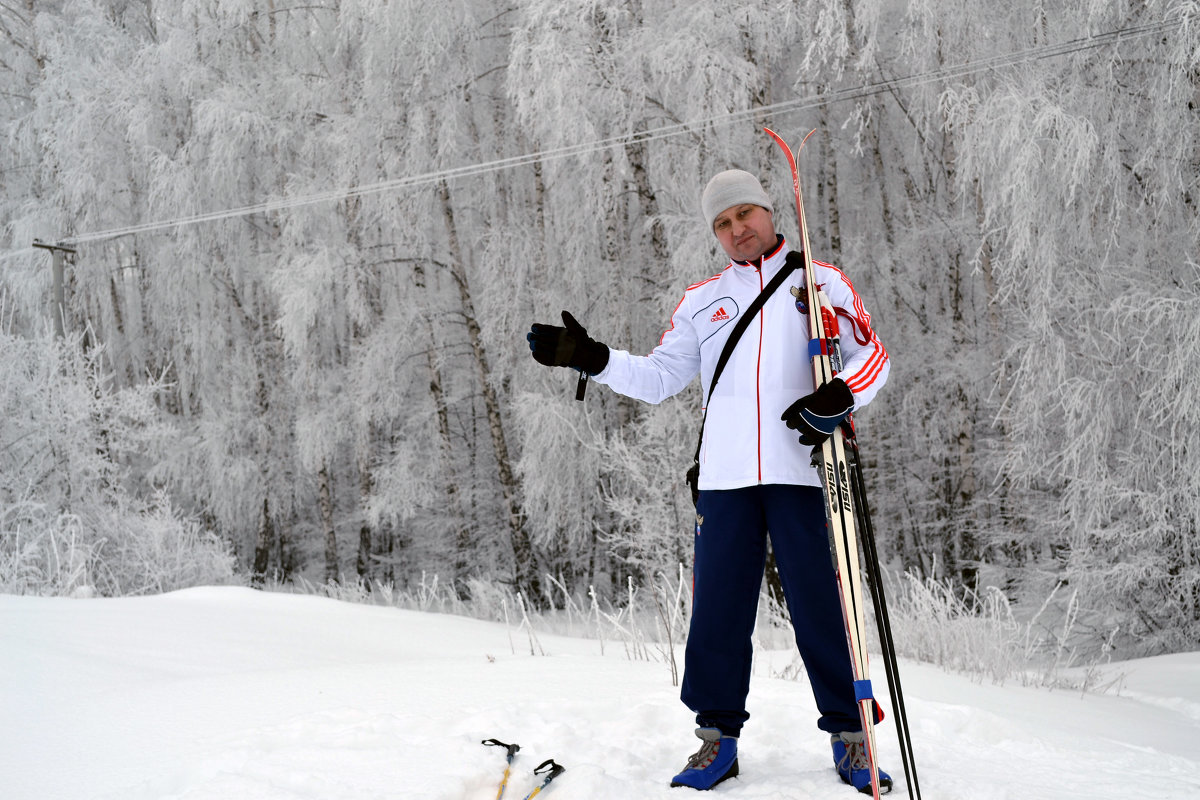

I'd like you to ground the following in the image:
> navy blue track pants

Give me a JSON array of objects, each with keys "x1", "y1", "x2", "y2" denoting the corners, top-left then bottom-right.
[{"x1": 680, "y1": 483, "x2": 861, "y2": 738}]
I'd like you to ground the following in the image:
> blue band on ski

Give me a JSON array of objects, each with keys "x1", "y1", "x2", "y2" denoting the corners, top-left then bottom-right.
[
  {"x1": 854, "y1": 679, "x2": 874, "y2": 703},
  {"x1": 808, "y1": 338, "x2": 823, "y2": 359}
]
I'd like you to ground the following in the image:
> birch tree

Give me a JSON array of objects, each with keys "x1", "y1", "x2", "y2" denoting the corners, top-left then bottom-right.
[
  {"x1": 2, "y1": 0, "x2": 1197, "y2": 655},
  {"x1": 944, "y1": 2, "x2": 1200, "y2": 650}
]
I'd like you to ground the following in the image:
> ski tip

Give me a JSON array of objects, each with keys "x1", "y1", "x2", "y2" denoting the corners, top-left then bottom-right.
[{"x1": 763, "y1": 126, "x2": 818, "y2": 154}]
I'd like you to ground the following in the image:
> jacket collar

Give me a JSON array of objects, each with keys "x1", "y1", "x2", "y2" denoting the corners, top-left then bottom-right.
[{"x1": 731, "y1": 234, "x2": 788, "y2": 272}]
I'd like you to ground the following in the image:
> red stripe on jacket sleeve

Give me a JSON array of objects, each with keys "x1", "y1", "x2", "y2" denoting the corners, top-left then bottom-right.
[{"x1": 824, "y1": 262, "x2": 888, "y2": 394}]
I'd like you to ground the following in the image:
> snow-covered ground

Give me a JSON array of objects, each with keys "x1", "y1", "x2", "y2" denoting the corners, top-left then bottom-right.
[{"x1": 2, "y1": 587, "x2": 1198, "y2": 799}]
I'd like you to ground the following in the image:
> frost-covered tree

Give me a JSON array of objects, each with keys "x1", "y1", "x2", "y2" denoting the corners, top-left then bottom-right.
[
  {"x1": 506, "y1": 0, "x2": 812, "y2": 587},
  {"x1": 0, "y1": 318, "x2": 234, "y2": 596},
  {"x1": 941, "y1": 2, "x2": 1200, "y2": 651},
  {"x1": 1, "y1": 0, "x2": 1196, "y2": 655}
]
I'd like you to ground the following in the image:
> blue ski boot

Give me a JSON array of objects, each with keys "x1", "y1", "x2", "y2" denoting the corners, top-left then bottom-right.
[
  {"x1": 832, "y1": 731, "x2": 893, "y2": 794},
  {"x1": 670, "y1": 727, "x2": 739, "y2": 790}
]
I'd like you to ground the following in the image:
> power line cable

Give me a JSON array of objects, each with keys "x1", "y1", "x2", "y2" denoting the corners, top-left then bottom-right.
[
  {"x1": 1, "y1": 14, "x2": 1184, "y2": 257},
  {"x1": 2, "y1": 247, "x2": 38, "y2": 263}
]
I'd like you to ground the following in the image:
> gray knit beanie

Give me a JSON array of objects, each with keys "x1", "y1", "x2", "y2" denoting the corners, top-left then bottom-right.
[{"x1": 701, "y1": 169, "x2": 773, "y2": 230}]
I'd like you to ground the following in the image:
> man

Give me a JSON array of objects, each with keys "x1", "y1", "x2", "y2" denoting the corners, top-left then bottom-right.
[{"x1": 527, "y1": 169, "x2": 891, "y2": 793}]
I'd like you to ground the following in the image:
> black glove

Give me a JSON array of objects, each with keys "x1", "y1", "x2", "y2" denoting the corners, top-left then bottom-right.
[
  {"x1": 781, "y1": 378, "x2": 854, "y2": 446},
  {"x1": 526, "y1": 310, "x2": 610, "y2": 375}
]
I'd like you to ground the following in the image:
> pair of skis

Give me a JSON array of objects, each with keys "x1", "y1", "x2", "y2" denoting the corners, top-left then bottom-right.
[
  {"x1": 765, "y1": 127, "x2": 922, "y2": 800},
  {"x1": 482, "y1": 739, "x2": 565, "y2": 799}
]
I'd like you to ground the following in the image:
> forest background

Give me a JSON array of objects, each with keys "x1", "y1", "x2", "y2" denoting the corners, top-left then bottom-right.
[{"x1": 1, "y1": 0, "x2": 1197, "y2": 662}]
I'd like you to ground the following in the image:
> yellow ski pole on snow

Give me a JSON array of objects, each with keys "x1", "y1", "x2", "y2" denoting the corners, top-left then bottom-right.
[
  {"x1": 522, "y1": 759, "x2": 566, "y2": 799},
  {"x1": 482, "y1": 738, "x2": 520, "y2": 799}
]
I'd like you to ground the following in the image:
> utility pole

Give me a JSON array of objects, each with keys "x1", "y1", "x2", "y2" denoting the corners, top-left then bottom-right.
[{"x1": 32, "y1": 240, "x2": 76, "y2": 339}]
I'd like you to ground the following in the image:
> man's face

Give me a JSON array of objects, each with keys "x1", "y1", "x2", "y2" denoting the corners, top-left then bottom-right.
[{"x1": 712, "y1": 203, "x2": 776, "y2": 262}]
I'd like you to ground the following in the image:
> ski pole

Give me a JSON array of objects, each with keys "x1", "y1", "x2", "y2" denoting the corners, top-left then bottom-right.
[
  {"x1": 845, "y1": 439, "x2": 922, "y2": 800},
  {"x1": 521, "y1": 758, "x2": 565, "y2": 799},
  {"x1": 482, "y1": 739, "x2": 521, "y2": 799}
]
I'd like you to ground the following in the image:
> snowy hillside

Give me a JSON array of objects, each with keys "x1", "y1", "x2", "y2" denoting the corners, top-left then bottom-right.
[{"x1": 2, "y1": 587, "x2": 1198, "y2": 799}]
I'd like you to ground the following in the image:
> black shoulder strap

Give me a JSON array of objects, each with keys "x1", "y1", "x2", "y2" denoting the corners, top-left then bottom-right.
[{"x1": 693, "y1": 254, "x2": 799, "y2": 462}]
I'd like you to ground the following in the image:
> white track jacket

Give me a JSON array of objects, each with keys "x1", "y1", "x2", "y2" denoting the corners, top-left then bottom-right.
[{"x1": 593, "y1": 238, "x2": 889, "y2": 490}]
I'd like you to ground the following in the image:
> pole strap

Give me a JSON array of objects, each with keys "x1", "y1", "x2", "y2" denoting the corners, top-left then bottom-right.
[{"x1": 483, "y1": 738, "x2": 521, "y2": 761}]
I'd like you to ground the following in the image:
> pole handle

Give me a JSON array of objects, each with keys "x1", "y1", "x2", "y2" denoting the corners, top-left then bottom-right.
[{"x1": 482, "y1": 738, "x2": 521, "y2": 761}]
